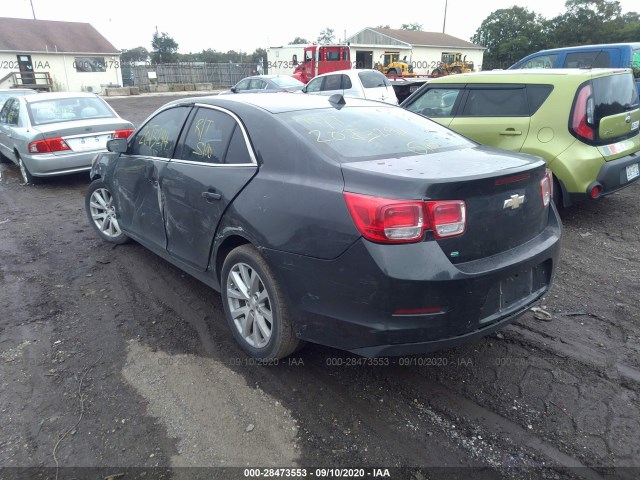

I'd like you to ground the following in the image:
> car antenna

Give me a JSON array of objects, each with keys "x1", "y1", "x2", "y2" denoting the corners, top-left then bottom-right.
[{"x1": 328, "y1": 94, "x2": 346, "y2": 109}]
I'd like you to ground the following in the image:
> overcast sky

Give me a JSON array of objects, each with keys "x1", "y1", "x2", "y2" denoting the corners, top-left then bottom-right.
[{"x1": 5, "y1": 0, "x2": 639, "y2": 53}]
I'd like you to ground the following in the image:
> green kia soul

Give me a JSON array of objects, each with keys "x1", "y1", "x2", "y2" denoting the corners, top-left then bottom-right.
[{"x1": 401, "y1": 69, "x2": 640, "y2": 206}]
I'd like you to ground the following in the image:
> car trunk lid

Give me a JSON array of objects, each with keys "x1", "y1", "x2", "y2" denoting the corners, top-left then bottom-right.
[
  {"x1": 341, "y1": 146, "x2": 550, "y2": 263},
  {"x1": 33, "y1": 118, "x2": 131, "y2": 155}
]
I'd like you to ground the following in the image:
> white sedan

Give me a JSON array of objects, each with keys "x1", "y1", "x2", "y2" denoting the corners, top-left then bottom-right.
[{"x1": 301, "y1": 69, "x2": 398, "y2": 104}]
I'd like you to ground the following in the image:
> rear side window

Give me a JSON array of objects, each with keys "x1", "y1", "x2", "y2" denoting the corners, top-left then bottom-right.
[
  {"x1": 461, "y1": 88, "x2": 528, "y2": 117},
  {"x1": 178, "y1": 107, "x2": 236, "y2": 164},
  {"x1": 358, "y1": 71, "x2": 390, "y2": 88},
  {"x1": 563, "y1": 51, "x2": 610, "y2": 68},
  {"x1": 592, "y1": 74, "x2": 639, "y2": 120},
  {"x1": 322, "y1": 75, "x2": 342, "y2": 91},
  {"x1": 526, "y1": 85, "x2": 554, "y2": 115}
]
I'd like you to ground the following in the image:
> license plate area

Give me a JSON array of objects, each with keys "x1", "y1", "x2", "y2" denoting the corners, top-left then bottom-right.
[
  {"x1": 479, "y1": 262, "x2": 550, "y2": 325},
  {"x1": 65, "y1": 133, "x2": 112, "y2": 152},
  {"x1": 626, "y1": 163, "x2": 639, "y2": 182}
]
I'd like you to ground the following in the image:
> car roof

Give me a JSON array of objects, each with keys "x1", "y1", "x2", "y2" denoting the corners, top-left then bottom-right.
[
  {"x1": 23, "y1": 92, "x2": 103, "y2": 103},
  {"x1": 167, "y1": 92, "x2": 392, "y2": 114},
  {"x1": 428, "y1": 68, "x2": 633, "y2": 83}
]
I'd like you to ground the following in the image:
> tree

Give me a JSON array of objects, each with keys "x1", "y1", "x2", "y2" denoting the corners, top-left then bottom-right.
[
  {"x1": 547, "y1": 0, "x2": 628, "y2": 47},
  {"x1": 289, "y1": 37, "x2": 310, "y2": 44},
  {"x1": 401, "y1": 23, "x2": 423, "y2": 31},
  {"x1": 317, "y1": 28, "x2": 335, "y2": 44},
  {"x1": 151, "y1": 31, "x2": 179, "y2": 63},
  {"x1": 120, "y1": 47, "x2": 149, "y2": 64},
  {"x1": 375, "y1": 24, "x2": 391, "y2": 29},
  {"x1": 472, "y1": 7, "x2": 547, "y2": 69}
]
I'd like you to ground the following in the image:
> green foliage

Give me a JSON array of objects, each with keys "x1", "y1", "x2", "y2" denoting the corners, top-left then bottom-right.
[
  {"x1": 375, "y1": 25, "x2": 391, "y2": 29},
  {"x1": 473, "y1": 0, "x2": 640, "y2": 69},
  {"x1": 289, "y1": 37, "x2": 310, "y2": 44},
  {"x1": 400, "y1": 23, "x2": 423, "y2": 31},
  {"x1": 472, "y1": 7, "x2": 547, "y2": 69},
  {"x1": 151, "y1": 31, "x2": 179, "y2": 64},
  {"x1": 120, "y1": 47, "x2": 149, "y2": 64},
  {"x1": 317, "y1": 28, "x2": 335, "y2": 44}
]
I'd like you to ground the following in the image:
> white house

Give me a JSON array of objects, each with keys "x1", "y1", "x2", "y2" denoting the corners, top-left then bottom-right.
[{"x1": 0, "y1": 17, "x2": 122, "y2": 93}]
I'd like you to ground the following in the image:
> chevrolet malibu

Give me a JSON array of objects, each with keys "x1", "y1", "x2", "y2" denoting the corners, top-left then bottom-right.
[
  {"x1": 85, "y1": 93, "x2": 562, "y2": 359},
  {"x1": 0, "y1": 92, "x2": 134, "y2": 184}
]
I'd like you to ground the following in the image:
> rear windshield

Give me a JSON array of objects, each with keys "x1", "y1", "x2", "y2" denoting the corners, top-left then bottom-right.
[
  {"x1": 28, "y1": 97, "x2": 115, "y2": 125},
  {"x1": 593, "y1": 73, "x2": 639, "y2": 120},
  {"x1": 280, "y1": 105, "x2": 472, "y2": 161},
  {"x1": 358, "y1": 71, "x2": 390, "y2": 88}
]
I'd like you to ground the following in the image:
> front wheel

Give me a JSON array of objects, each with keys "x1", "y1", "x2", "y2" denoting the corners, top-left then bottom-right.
[
  {"x1": 387, "y1": 68, "x2": 399, "y2": 76},
  {"x1": 85, "y1": 179, "x2": 129, "y2": 244},
  {"x1": 221, "y1": 245, "x2": 303, "y2": 360}
]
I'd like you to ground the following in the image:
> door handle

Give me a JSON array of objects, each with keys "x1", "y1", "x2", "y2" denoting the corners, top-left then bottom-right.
[
  {"x1": 202, "y1": 191, "x2": 221, "y2": 201},
  {"x1": 499, "y1": 129, "x2": 522, "y2": 136}
]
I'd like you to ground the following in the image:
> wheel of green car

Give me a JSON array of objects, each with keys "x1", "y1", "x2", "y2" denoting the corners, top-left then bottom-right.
[
  {"x1": 85, "y1": 179, "x2": 129, "y2": 244},
  {"x1": 221, "y1": 244, "x2": 303, "y2": 360}
]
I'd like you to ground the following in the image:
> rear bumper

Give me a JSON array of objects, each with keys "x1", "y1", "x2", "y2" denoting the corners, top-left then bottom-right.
[
  {"x1": 263, "y1": 205, "x2": 562, "y2": 357},
  {"x1": 564, "y1": 148, "x2": 640, "y2": 204},
  {"x1": 23, "y1": 150, "x2": 101, "y2": 176}
]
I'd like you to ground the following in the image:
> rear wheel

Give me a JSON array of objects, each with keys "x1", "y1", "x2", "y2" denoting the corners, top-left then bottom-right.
[
  {"x1": 452, "y1": 66, "x2": 462, "y2": 74},
  {"x1": 221, "y1": 245, "x2": 303, "y2": 360},
  {"x1": 85, "y1": 179, "x2": 129, "y2": 244},
  {"x1": 432, "y1": 67, "x2": 443, "y2": 77},
  {"x1": 18, "y1": 155, "x2": 38, "y2": 185},
  {"x1": 552, "y1": 177, "x2": 563, "y2": 208},
  {"x1": 387, "y1": 68, "x2": 399, "y2": 75}
]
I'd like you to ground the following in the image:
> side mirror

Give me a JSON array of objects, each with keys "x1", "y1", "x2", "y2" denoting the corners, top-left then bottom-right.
[
  {"x1": 230, "y1": 86, "x2": 237, "y2": 93},
  {"x1": 301, "y1": 86, "x2": 308, "y2": 93},
  {"x1": 107, "y1": 138, "x2": 128, "y2": 153}
]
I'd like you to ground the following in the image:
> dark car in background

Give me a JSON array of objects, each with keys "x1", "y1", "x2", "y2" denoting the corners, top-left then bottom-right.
[
  {"x1": 85, "y1": 94, "x2": 561, "y2": 359},
  {"x1": 219, "y1": 75, "x2": 304, "y2": 95},
  {"x1": 0, "y1": 92, "x2": 134, "y2": 184}
]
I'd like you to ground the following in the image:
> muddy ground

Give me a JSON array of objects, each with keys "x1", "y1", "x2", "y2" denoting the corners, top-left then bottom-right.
[{"x1": 0, "y1": 94, "x2": 639, "y2": 480}]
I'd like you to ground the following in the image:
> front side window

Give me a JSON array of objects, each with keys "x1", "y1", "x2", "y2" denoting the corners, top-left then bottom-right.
[
  {"x1": 322, "y1": 75, "x2": 342, "y2": 91},
  {"x1": 516, "y1": 54, "x2": 558, "y2": 69},
  {"x1": 130, "y1": 107, "x2": 188, "y2": 158},
  {"x1": 306, "y1": 77, "x2": 322, "y2": 93},
  {"x1": 405, "y1": 88, "x2": 462, "y2": 118},
  {"x1": 461, "y1": 87, "x2": 528, "y2": 117},
  {"x1": 234, "y1": 79, "x2": 251, "y2": 92},
  {"x1": 7, "y1": 100, "x2": 20, "y2": 126},
  {"x1": 248, "y1": 79, "x2": 267, "y2": 90}
]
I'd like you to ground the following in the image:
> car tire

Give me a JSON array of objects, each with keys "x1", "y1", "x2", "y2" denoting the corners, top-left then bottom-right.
[
  {"x1": 387, "y1": 68, "x2": 399, "y2": 75},
  {"x1": 452, "y1": 66, "x2": 462, "y2": 74},
  {"x1": 85, "y1": 179, "x2": 129, "y2": 244},
  {"x1": 552, "y1": 177, "x2": 563, "y2": 208},
  {"x1": 221, "y1": 244, "x2": 303, "y2": 360},
  {"x1": 18, "y1": 155, "x2": 39, "y2": 185},
  {"x1": 432, "y1": 67, "x2": 443, "y2": 77}
]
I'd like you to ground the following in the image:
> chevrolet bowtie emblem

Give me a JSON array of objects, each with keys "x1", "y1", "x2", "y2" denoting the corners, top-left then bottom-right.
[{"x1": 504, "y1": 194, "x2": 525, "y2": 210}]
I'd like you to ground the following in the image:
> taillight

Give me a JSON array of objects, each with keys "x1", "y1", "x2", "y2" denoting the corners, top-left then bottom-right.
[
  {"x1": 570, "y1": 83, "x2": 594, "y2": 141},
  {"x1": 425, "y1": 200, "x2": 466, "y2": 238},
  {"x1": 113, "y1": 129, "x2": 134, "y2": 139},
  {"x1": 343, "y1": 192, "x2": 466, "y2": 244},
  {"x1": 540, "y1": 169, "x2": 553, "y2": 207},
  {"x1": 28, "y1": 138, "x2": 71, "y2": 154}
]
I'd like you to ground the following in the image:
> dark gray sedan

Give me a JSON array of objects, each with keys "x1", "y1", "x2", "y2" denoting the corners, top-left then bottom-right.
[
  {"x1": 85, "y1": 93, "x2": 561, "y2": 359},
  {"x1": 0, "y1": 92, "x2": 133, "y2": 184}
]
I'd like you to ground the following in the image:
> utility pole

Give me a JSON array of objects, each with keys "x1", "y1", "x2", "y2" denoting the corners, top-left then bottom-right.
[
  {"x1": 443, "y1": 0, "x2": 448, "y2": 33},
  {"x1": 30, "y1": 0, "x2": 36, "y2": 19}
]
